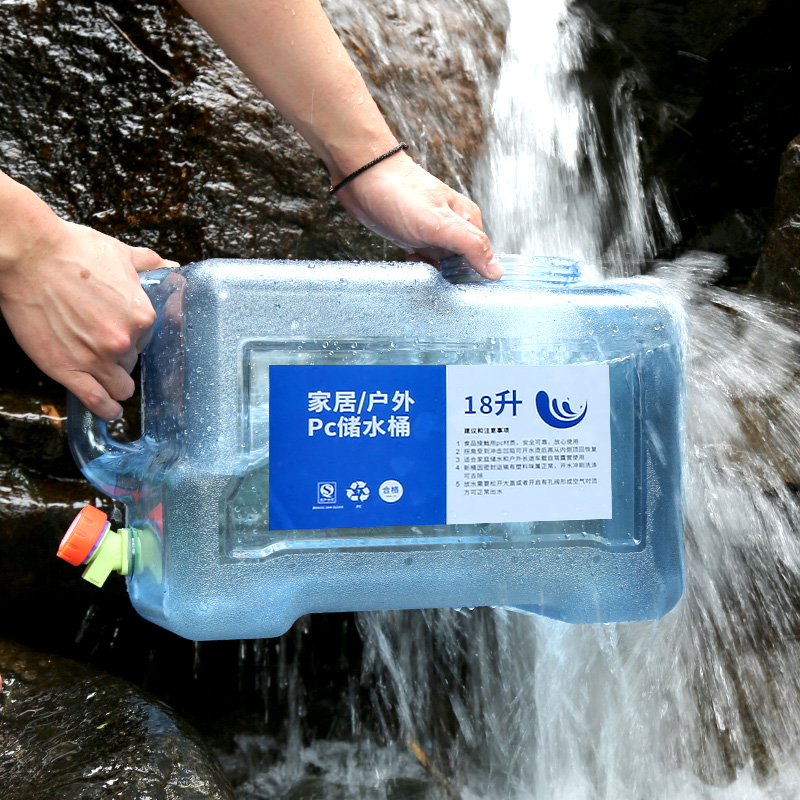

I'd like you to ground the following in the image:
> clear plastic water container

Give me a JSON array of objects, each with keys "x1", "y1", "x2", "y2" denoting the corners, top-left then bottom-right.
[{"x1": 66, "y1": 256, "x2": 686, "y2": 640}]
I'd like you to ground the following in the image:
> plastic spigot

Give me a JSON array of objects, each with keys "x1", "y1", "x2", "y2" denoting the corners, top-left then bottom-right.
[{"x1": 58, "y1": 505, "x2": 132, "y2": 587}]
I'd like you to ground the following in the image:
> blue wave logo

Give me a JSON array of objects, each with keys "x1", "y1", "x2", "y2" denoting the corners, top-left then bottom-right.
[{"x1": 535, "y1": 391, "x2": 588, "y2": 429}]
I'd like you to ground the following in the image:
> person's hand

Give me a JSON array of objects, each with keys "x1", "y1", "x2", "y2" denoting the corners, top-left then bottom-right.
[
  {"x1": 0, "y1": 216, "x2": 177, "y2": 420},
  {"x1": 333, "y1": 151, "x2": 503, "y2": 280}
]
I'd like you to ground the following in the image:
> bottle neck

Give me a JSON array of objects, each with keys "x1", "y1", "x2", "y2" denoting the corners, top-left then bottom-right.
[{"x1": 440, "y1": 254, "x2": 583, "y2": 285}]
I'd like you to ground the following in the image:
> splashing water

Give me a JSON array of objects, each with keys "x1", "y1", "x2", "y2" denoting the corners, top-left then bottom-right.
[
  {"x1": 230, "y1": 0, "x2": 800, "y2": 797},
  {"x1": 358, "y1": 250, "x2": 800, "y2": 799}
]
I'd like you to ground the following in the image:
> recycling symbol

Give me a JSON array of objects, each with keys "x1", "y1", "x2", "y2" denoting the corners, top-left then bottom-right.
[{"x1": 346, "y1": 480, "x2": 370, "y2": 502}]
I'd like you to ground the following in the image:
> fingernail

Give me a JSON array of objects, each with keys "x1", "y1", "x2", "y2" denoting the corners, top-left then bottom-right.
[
  {"x1": 163, "y1": 259, "x2": 181, "y2": 270},
  {"x1": 487, "y1": 258, "x2": 503, "y2": 280}
]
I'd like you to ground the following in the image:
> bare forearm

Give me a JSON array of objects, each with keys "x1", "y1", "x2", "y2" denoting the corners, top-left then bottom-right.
[
  {"x1": 176, "y1": 0, "x2": 501, "y2": 279},
  {"x1": 176, "y1": 0, "x2": 397, "y2": 181},
  {"x1": 0, "y1": 171, "x2": 63, "y2": 282}
]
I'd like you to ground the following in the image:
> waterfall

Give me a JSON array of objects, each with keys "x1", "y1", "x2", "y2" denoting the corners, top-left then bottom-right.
[
  {"x1": 475, "y1": 0, "x2": 678, "y2": 273},
  {"x1": 357, "y1": 256, "x2": 800, "y2": 798}
]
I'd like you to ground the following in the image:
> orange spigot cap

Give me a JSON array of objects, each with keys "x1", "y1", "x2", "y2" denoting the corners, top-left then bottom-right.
[{"x1": 58, "y1": 505, "x2": 110, "y2": 566}]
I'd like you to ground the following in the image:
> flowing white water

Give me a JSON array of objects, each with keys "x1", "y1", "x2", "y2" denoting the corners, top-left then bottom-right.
[
  {"x1": 358, "y1": 249, "x2": 800, "y2": 798},
  {"x1": 475, "y1": 0, "x2": 678, "y2": 272},
  {"x1": 230, "y1": 1, "x2": 800, "y2": 797}
]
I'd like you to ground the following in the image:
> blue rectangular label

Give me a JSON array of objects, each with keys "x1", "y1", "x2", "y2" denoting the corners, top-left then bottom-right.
[
  {"x1": 268, "y1": 365, "x2": 447, "y2": 531},
  {"x1": 267, "y1": 363, "x2": 612, "y2": 531}
]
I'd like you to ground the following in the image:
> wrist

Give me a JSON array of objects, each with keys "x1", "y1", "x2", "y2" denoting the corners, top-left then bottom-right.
[
  {"x1": 0, "y1": 173, "x2": 64, "y2": 279},
  {"x1": 329, "y1": 142, "x2": 409, "y2": 195},
  {"x1": 316, "y1": 116, "x2": 401, "y2": 185}
]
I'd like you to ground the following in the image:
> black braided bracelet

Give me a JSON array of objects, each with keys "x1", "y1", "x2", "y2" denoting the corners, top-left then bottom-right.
[{"x1": 329, "y1": 142, "x2": 409, "y2": 195}]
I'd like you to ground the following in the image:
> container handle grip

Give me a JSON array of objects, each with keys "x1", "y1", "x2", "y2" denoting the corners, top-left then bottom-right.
[
  {"x1": 67, "y1": 391, "x2": 152, "y2": 502},
  {"x1": 66, "y1": 266, "x2": 185, "y2": 502}
]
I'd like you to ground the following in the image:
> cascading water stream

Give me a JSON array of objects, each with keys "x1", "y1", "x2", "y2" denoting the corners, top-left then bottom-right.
[
  {"x1": 475, "y1": 0, "x2": 678, "y2": 271},
  {"x1": 229, "y1": 0, "x2": 800, "y2": 797}
]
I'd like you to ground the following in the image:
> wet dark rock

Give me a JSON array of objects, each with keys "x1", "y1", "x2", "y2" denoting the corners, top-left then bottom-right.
[
  {"x1": 0, "y1": 638, "x2": 235, "y2": 799},
  {"x1": 327, "y1": 0, "x2": 506, "y2": 192},
  {"x1": 282, "y1": 778, "x2": 345, "y2": 800},
  {"x1": 1, "y1": 0, "x2": 800, "y2": 793},
  {"x1": 221, "y1": 743, "x2": 449, "y2": 800},
  {"x1": 1, "y1": 391, "x2": 79, "y2": 472},
  {"x1": 578, "y1": 0, "x2": 800, "y2": 281},
  {"x1": 688, "y1": 210, "x2": 769, "y2": 286},
  {"x1": 0, "y1": 378, "x2": 370, "y2": 759},
  {"x1": 385, "y1": 777, "x2": 447, "y2": 800},
  {"x1": 750, "y1": 133, "x2": 800, "y2": 305},
  {"x1": 0, "y1": 0, "x2": 395, "y2": 266},
  {"x1": 0, "y1": 0, "x2": 501, "y2": 754},
  {"x1": 0, "y1": 388, "x2": 134, "y2": 652}
]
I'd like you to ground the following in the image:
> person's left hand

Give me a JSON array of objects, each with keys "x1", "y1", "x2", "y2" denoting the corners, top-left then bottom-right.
[
  {"x1": 334, "y1": 151, "x2": 503, "y2": 280},
  {"x1": 0, "y1": 217, "x2": 177, "y2": 420}
]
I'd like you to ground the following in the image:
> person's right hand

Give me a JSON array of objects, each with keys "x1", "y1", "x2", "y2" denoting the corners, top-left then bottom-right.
[
  {"x1": 0, "y1": 216, "x2": 177, "y2": 420},
  {"x1": 333, "y1": 150, "x2": 502, "y2": 279}
]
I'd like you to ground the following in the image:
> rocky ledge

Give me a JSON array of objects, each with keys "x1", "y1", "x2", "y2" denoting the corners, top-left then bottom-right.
[{"x1": 0, "y1": 638, "x2": 235, "y2": 799}]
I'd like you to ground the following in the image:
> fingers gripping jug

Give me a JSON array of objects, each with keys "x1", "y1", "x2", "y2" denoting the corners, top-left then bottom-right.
[{"x1": 61, "y1": 257, "x2": 686, "y2": 641}]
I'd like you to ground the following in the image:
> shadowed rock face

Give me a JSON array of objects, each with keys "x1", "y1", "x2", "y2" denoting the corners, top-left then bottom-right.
[
  {"x1": 0, "y1": 2, "x2": 506, "y2": 781},
  {"x1": 750, "y1": 134, "x2": 800, "y2": 304},
  {"x1": 0, "y1": 638, "x2": 235, "y2": 799},
  {"x1": 0, "y1": 392, "x2": 130, "y2": 654},
  {"x1": 577, "y1": 0, "x2": 800, "y2": 287},
  {"x1": 0, "y1": 0, "x2": 504, "y2": 645},
  {"x1": 0, "y1": 0, "x2": 503, "y2": 266},
  {"x1": 0, "y1": 0, "x2": 385, "y2": 265}
]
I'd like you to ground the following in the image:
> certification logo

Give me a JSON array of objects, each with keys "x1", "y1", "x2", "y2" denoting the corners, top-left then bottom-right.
[
  {"x1": 535, "y1": 390, "x2": 588, "y2": 429},
  {"x1": 346, "y1": 480, "x2": 371, "y2": 503},
  {"x1": 317, "y1": 481, "x2": 338, "y2": 504},
  {"x1": 378, "y1": 479, "x2": 404, "y2": 504}
]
